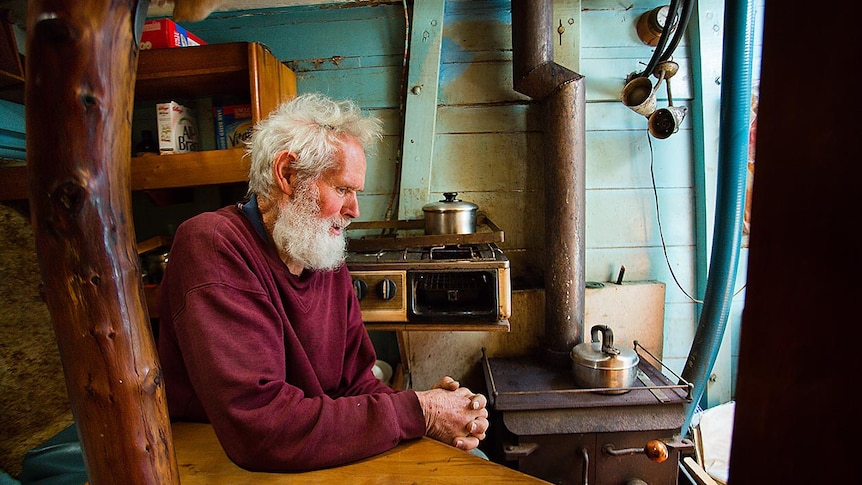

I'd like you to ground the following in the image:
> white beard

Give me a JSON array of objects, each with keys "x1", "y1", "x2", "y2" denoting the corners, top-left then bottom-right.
[{"x1": 271, "y1": 184, "x2": 349, "y2": 272}]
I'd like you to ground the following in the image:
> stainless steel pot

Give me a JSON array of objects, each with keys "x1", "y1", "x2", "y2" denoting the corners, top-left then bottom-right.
[
  {"x1": 422, "y1": 192, "x2": 478, "y2": 235},
  {"x1": 570, "y1": 324, "x2": 639, "y2": 394}
]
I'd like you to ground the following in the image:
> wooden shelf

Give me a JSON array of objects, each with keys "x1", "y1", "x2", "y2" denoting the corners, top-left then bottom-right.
[
  {"x1": 131, "y1": 149, "x2": 249, "y2": 190},
  {"x1": 134, "y1": 41, "x2": 296, "y2": 123},
  {"x1": 0, "y1": 42, "x2": 296, "y2": 201},
  {"x1": 0, "y1": 69, "x2": 24, "y2": 103},
  {"x1": 1, "y1": 149, "x2": 250, "y2": 199},
  {"x1": 0, "y1": 8, "x2": 24, "y2": 104},
  {"x1": 0, "y1": 162, "x2": 26, "y2": 200}
]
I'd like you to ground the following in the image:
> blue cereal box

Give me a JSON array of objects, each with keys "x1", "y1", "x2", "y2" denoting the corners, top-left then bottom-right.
[{"x1": 213, "y1": 104, "x2": 254, "y2": 150}]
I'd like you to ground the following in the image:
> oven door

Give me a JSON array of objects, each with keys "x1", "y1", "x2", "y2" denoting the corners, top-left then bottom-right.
[{"x1": 407, "y1": 269, "x2": 499, "y2": 322}]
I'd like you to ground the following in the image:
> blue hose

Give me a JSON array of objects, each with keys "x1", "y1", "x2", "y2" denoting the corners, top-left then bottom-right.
[{"x1": 680, "y1": 0, "x2": 755, "y2": 432}]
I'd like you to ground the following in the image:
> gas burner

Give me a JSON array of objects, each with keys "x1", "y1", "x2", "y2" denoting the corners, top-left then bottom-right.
[
  {"x1": 423, "y1": 245, "x2": 474, "y2": 260},
  {"x1": 422, "y1": 243, "x2": 507, "y2": 261},
  {"x1": 346, "y1": 242, "x2": 505, "y2": 265}
]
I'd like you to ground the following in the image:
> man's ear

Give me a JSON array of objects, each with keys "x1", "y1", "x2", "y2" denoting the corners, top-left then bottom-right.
[{"x1": 273, "y1": 151, "x2": 298, "y2": 196}]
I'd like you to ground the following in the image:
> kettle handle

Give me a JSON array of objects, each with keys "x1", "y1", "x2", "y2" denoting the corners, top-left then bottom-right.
[{"x1": 590, "y1": 325, "x2": 620, "y2": 356}]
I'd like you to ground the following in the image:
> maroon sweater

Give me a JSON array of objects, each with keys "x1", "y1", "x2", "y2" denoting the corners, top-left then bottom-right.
[{"x1": 156, "y1": 203, "x2": 425, "y2": 471}]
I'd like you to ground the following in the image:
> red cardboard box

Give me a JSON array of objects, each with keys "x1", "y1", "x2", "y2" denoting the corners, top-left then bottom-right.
[
  {"x1": 186, "y1": 30, "x2": 205, "y2": 46},
  {"x1": 141, "y1": 19, "x2": 206, "y2": 50}
]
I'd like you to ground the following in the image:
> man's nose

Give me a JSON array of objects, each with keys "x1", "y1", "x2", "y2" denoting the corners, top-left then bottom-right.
[{"x1": 343, "y1": 192, "x2": 360, "y2": 219}]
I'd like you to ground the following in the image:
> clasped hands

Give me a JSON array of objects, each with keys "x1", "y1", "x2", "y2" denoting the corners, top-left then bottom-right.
[{"x1": 415, "y1": 376, "x2": 489, "y2": 451}]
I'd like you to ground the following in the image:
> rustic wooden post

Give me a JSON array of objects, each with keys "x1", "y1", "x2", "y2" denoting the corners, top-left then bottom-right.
[{"x1": 25, "y1": 1, "x2": 179, "y2": 483}]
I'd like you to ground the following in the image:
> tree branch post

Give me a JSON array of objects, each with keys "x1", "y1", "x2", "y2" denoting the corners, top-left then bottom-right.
[{"x1": 25, "y1": 1, "x2": 179, "y2": 483}]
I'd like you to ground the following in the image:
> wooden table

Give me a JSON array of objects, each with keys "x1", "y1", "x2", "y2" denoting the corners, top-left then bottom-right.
[{"x1": 172, "y1": 422, "x2": 550, "y2": 484}]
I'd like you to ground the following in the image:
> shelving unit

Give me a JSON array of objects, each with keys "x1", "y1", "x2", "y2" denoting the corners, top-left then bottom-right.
[
  {"x1": 0, "y1": 8, "x2": 24, "y2": 104},
  {"x1": 0, "y1": 68, "x2": 23, "y2": 104},
  {"x1": 0, "y1": 41, "x2": 297, "y2": 200}
]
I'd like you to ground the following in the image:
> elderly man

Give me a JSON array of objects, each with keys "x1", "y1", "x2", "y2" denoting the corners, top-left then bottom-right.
[{"x1": 156, "y1": 93, "x2": 489, "y2": 472}]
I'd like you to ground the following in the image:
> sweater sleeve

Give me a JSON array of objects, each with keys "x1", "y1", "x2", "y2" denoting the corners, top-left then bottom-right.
[{"x1": 158, "y1": 211, "x2": 427, "y2": 472}]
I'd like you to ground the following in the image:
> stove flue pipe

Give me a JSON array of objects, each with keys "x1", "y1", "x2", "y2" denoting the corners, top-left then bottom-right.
[{"x1": 511, "y1": 0, "x2": 586, "y2": 367}]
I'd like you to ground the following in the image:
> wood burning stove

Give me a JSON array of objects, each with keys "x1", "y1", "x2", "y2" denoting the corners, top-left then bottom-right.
[{"x1": 482, "y1": 346, "x2": 694, "y2": 485}]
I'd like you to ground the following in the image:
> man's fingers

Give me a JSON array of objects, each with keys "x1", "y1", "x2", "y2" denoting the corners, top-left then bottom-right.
[
  {"x1": 468, "y1": 417, "x2": 489, "y2": 439},
  {"x1": 454, "y1": 435, "x2": 481, "y2": 450},
  {"x1": 435, "y1": 376, "x2": 459, "y2": 390}
]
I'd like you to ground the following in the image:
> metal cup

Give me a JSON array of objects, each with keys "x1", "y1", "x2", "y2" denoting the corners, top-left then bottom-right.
[
  {"x1": 648, "y1": 106, "x2": 687, "y2": 139},
  {"x1": 621, "y1": 76, "x2": 659, "y2": 117}
]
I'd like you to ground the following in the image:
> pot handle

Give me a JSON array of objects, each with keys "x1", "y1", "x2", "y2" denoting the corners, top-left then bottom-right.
[{"x1": 590, "y1": 325, "x2": 620, "y2": 356}]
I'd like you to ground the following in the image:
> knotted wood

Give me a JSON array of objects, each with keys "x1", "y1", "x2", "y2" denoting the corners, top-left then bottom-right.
[{"x1": 25, "y1": 1, "x2": 179, "y2": 483}]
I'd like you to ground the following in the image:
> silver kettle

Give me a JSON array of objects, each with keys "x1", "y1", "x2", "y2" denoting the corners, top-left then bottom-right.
[{"x1": 570, "y1": 324, "x2": 640, "y2": 394}]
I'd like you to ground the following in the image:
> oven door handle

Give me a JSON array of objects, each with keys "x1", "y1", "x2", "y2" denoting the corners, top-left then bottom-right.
[
  {"x1": 579, "y1": 446, "x2": 589, "y2": 485},
  {"x1": 603, "y1": 440, "x2": 668, "y2": 462},
  {"x1": 602, "y1": 436, "x2": 694, "y2": 462},
  {"x1": 502, "y1": 441, "x2": 538, "y2": 460}
]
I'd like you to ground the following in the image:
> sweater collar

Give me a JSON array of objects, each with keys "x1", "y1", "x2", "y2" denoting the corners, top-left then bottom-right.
[{"x1": 238, "y1": 193, "x2": 269, "y2": 243}]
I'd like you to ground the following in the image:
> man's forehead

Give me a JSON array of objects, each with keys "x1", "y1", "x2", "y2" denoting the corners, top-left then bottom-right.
[
  {"x1": 322, "y1": 163, "x2": 365, "y2": 188},
  {"x1": 328, "y1": 145, "x2": 366, "y2": 184}
]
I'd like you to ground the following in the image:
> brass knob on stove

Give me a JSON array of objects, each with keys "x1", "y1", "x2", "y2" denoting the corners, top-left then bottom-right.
[{"x1": 644, "y1": 440, "x2": 669, "y2": 462}]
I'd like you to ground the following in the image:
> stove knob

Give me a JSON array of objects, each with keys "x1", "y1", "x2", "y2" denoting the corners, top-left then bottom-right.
[
  {"x1": 352, "y1": 279, "x2": 369, "y2": 300},
  {"x1": 644, "y1": 439, "x2": 669, "y2": 462},
  {"x1": 377, "y1": 279, "x2": 397, "y2": 300}
]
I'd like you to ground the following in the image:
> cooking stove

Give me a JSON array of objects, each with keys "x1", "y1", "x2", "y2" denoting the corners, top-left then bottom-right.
[
  {"x1": 345, "y1": 216, "x2": 511, "y2": 323},
  {"x1": 482, "y1": 345, "x2": 694, "y2": 485}
]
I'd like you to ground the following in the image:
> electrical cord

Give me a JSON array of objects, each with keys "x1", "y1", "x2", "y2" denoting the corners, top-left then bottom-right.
[
  {"x1": 658, "y1": 0, "x2": 695, "y2": 64},
  {"x1": 647, "y1": 131, "x2": 747, "y2": 304}
]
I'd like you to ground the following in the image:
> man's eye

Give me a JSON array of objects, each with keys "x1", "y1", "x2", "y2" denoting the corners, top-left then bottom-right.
[{"x1": 336, "y1": 187, "x2": 349, "y2": 195}]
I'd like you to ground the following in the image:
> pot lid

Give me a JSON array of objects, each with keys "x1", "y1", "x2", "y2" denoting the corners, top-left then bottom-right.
[
  {"x1": 422, "y1": 192, "x2": 478, "y2": 213},
  {"x1": 570, "y1": 325, "x2": 639, "y2": 371}
]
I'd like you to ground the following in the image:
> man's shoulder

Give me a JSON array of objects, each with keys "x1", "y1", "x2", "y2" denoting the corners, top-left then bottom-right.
[
  {"x1": 172, "y1": 205, "x2": 256, "y2": 253},
  {"x1": 178, "y1": 205, "x2": 242, "y2": 233}
]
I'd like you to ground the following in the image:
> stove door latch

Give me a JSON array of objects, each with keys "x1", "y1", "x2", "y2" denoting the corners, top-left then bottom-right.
[
  {"x1": 503, "y1": 441, "x2": 538, "y2": 460},
  {"x1": 603, "y1": 437, "x2": 694, "y2": 463}
]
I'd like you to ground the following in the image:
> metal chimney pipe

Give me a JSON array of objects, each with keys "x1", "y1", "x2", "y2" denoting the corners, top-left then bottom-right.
[{"x1": 511, "y1": 0, "x2": 586, "y2": 367}]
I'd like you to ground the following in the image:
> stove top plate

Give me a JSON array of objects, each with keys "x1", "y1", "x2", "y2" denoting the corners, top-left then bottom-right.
[{"x1": 483, "y1": 354, "x2": 690, "y2": 412}]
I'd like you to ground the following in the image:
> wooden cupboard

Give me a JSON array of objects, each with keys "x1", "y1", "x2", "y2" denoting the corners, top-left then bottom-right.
[{"x1": 0, "y1": 41, "x2": 296, "y2": 200}]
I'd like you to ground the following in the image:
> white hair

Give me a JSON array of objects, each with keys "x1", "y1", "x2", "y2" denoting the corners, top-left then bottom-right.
[{"x1": 245, "y1": 93, "x2": 383, "y2": 197}]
